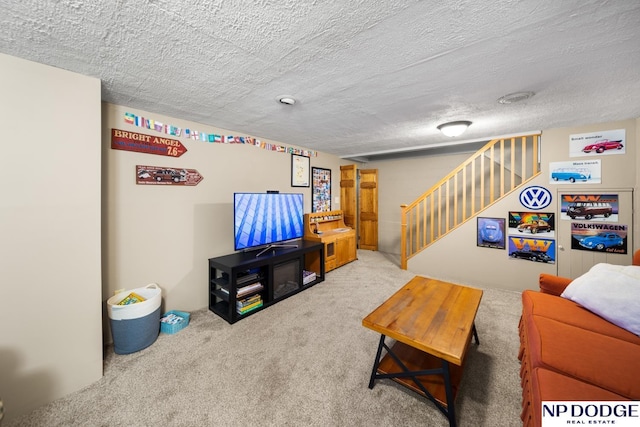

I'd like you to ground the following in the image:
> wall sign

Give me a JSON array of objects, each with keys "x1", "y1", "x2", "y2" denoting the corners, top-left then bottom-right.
[
  {"x1": 549, "y1": 159, "x2": 601, "y2": 184},
  {"x1": 508, "y1": 236, "x2": 556, "y2": 263},
  {"x1": 569, "y1": 128, "x2": 626, "y2": 157},
  {"x1": 136, "y1": 165, "x2": 203, "y2": 186},
  {"x1": 570, "y1": 222, "x2": 628, "y2": 254},
  {"x1": 519, "y1": 186, "x2": 552, "y2": 210},
  {"x1": 112, "y1": 129, "x2": 187, "y2": 158},
  {"x1": 508, "y1": 211, "x2": 555, "y2": 238},
  {"x1": 559, "y1": 194, "x2": 619, "y2": 222}
]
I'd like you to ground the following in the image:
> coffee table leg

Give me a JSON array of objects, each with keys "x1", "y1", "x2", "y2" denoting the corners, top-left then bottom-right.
[
  {"x1": 368, "y1": 334, "x2": 386, "y2": 389},
  {"x1": 366, "y1": 335, "x2": 460, "y2": 426},
  {"x1": 442, "y1": 359, "x2": 457, "y2": 427},
  {"x1": 473, "y1": 322, "x2": 480, "y2": 345}
]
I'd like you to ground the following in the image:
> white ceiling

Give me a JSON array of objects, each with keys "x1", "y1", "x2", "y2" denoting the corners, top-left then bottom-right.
[{"x1": 2, "y1": 0, "x2": 640, "y2": 160}]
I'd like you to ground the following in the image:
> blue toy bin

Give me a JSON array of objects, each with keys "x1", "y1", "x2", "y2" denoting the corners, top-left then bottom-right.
[
  {"x1": 160, "y1": 310, "x2": 190, "y2": 334},
  {"x1": 107, "y1": 283, "x2": 162, "y2": 355}
]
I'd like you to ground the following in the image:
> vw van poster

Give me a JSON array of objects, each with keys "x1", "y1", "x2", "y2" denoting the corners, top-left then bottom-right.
[
  {"x1": 559, "y1": 194, "x2": 619, "y2": 222},
  {"x1": 549, "y1": 159, "x2": 601, "y2": 184}
]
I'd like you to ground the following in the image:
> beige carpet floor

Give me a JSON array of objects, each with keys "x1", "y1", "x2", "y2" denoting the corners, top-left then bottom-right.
[{"x1": 7, "y1": 250, "x2": 523, "y2": 426}]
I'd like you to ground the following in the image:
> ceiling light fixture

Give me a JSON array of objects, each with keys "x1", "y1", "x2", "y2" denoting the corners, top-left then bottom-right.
[
  {"x1": 437, "y1": 121, "x2": 472, "y2": 137},
  {"x1": 497, "y1": 91, "x2": 534, "y2": 104},
  {"x1": 278, "y1": 96, "x2": 296, "y2": 105}
]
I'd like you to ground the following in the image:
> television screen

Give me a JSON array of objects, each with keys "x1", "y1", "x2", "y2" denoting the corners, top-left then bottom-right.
[{"x1": 234, "y1": 193, "x2": 305, "y2": 251}]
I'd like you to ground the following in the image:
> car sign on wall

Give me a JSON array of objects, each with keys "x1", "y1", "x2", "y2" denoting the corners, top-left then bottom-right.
[
  {"x1": 136, "y1": 165, "x2": 203, "y2": 186},
  {"x1": 519, "y1": 186, "x2": 552, "y2": 210}
]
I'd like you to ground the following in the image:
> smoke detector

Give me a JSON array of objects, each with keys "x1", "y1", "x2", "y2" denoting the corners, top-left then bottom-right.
[
  {"x1": 278, "y1": 96, "x2": 296, "y2": 105},
  {"x1": 498, "y1": 91, "x2": 535, "y2": 104}
]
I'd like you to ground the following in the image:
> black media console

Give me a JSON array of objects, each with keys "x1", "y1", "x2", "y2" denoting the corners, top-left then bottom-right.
[{"x1": 208, "y1": 240, "x2": 325, "y2": 324}]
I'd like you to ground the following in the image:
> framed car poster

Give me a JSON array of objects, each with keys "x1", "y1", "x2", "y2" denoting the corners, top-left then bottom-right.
[
  {"x1": 569, "y1": 128, "x2": 625, "y2": 157},
  {"x1": 549, "y1": 159, "x2": 601, "y2": 184},
  {"x1": 559, "y1": 194, "x2": 619, "y2": 222},
  {"x1": 477, "y1": 217, "x2": 505, "y2": 249},
  {"x1": 570, "y1": 222, "x2": 628, "y2": 254},
  {"x1": 508, "y1": 236, "x2": 555, "y2": 264},
  {"x1": 508, "y1": 212, "x2": 555, "y2": 238}
]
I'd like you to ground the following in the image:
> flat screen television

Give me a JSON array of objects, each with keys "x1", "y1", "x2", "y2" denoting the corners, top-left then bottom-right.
[{"x1": 234, "y1": 192, "x2": 305, "y2": 252}]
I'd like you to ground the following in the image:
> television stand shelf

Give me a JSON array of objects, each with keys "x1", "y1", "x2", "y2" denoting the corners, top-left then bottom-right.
[{"x1": 208, "y1": 240, "x2": 325, "y2": 324}]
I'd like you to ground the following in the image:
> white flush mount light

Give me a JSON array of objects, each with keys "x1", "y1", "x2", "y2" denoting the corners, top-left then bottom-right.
[
  {"x1": 278, "y1": 96, "x2": 296, "y2": 105},
  {"x1": 498, "y1": 91, "x2": 535, "y2": 104},
  {"x1": 437, "y1": 120, "x2": 472, "y2": 137}
]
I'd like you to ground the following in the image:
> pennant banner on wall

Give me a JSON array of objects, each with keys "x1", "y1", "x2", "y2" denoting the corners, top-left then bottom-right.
[
  {"x1": 112, "y1": 129, "x2": 187, "y2": 157},
  {"x1": 136, "y1": 165, "x2": 203, "y2": 186},
  {"x1": 123, "y1": 112, "x2": 318, "y2": 157}
]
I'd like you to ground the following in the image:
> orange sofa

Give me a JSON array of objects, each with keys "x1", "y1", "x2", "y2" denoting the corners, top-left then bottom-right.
[{"x1": 518, "y1": 259, "x2": 640, "y2": 426}]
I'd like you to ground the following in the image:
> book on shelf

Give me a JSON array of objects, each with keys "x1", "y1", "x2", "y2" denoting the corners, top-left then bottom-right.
[
  {"x1": 237, "y1": 298, "x2": 262, "y2": 310},
  {"x1": 237, "y1": 281, "x2": 264, "y2": 297},
  {"x1": 236, "y1": 294, "x2": 261, "y2": 308},
  {"x1": 302, "y1": 270, "x2": 316, "y2": 285},
  {"x1": 237, "y1": 300, "x2": 263, "y2": 314},
  {"x1": 236, "y1": 272, "x2": 260, "y2": 285}
]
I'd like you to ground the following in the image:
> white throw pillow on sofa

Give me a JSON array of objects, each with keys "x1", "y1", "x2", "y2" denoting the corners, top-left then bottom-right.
[{"x1": 561, "y1": 263, "x2": 640, "y2": 337}]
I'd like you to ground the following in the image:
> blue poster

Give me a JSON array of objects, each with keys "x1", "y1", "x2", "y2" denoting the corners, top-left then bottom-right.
[{"x1": 508, "y1": 236, "x2": 555, "y2": 263}]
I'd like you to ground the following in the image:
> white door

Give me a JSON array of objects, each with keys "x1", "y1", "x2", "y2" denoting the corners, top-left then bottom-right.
[{"x1": 556, "y1": 188, "x2": 633, "y2": 278}]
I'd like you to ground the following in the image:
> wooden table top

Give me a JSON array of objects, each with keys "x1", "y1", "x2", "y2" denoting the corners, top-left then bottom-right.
[{"x1": 362, "y1": 276, "x2": 483, "y2": 365}]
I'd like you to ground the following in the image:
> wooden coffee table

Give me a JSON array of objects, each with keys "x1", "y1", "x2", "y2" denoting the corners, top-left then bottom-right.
[{"x1": 362, "y1": 276, "x2": 483, "y2": 427}]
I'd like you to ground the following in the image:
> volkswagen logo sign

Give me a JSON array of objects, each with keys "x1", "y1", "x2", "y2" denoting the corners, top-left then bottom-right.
[{"x1": 519, "y1": 186, "x2": 552, "y2": 210}]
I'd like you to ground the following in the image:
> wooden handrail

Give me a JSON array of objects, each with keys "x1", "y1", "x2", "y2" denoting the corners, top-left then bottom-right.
[
  {"x1": 400, "y1": 134, "x2": 541, "y2": 269},
  {"x1": 400, "y1": 204, "x2": 408, "y2": 269}
]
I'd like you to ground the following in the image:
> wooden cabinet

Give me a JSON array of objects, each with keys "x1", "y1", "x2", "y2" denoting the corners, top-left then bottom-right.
[
  {"x1": 336, "y1": 232, "x2": 357, "y2": 265},
  {"x1": 304, "y1": 210, "x2": 357, "y2": 273}
]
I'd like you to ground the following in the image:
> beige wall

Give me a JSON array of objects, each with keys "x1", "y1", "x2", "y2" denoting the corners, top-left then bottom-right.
[
  {"x1": 0, "y1": 54, "x2": 103, "y2": 422},
  {"x1": 102, "y1": 103, "x2": 355, "y2": 326},
  {"x1": 369, "y1": 119, "x2": 638, "y2": 292},
  {"x1": 367, "y1": 152, "x2": 472, "y2": 254}
]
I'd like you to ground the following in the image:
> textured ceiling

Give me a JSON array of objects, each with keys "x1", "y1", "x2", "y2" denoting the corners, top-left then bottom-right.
[{"x1": 2, "y1": 0, "x2": 640, "y2": 160}]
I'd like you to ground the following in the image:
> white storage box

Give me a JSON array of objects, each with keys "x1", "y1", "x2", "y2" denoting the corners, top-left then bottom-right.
[{"x1": 107, "y1": 283, "x2": 162, "y2": 354}]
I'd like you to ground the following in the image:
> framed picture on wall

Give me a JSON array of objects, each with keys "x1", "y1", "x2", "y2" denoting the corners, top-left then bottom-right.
[
  {"x1": 291, "y1": 154, "x2": 310, "y2": 187},
  {"x1": 312, "y1": 167, "x2": 331, "y2": 212},
  {"x1": 477, "y1": 217, "x2": 506, "y2": 249}
]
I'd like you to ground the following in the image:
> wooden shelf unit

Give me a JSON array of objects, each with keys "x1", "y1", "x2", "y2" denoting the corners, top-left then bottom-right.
[{"x1": 303, "y1": 210, "x2": 357, "y2": 272}]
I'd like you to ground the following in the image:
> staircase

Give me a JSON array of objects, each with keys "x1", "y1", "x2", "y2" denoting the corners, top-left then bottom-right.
[{"x1": 400, "y1": 133, "x2": 542, "y2": 269}]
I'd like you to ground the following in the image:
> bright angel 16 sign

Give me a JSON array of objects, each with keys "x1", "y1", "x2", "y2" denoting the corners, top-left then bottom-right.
[{"x1": 111, "y1": 129, "x2": 187, "y2": 157}]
